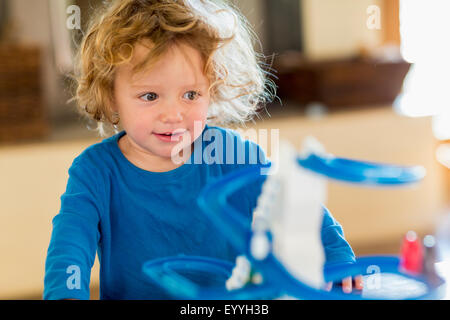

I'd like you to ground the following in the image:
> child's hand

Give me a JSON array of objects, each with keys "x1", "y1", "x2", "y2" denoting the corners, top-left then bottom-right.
[{"x1": 324, "y1": 275, "x2": 364, "y2": 293}]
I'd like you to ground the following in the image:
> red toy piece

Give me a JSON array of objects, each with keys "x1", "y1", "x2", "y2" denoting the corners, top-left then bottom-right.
[{"x1": 400, "y1": 231, "x2": 423, "y2": 275}]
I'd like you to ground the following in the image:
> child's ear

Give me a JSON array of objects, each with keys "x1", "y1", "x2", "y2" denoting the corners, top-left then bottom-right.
[
  {"x1": 108, "y1": 103, "x2": 120, "y2": 125},
  {"x1": 107, "y1": 101, "x2": 120, "y2": 125}
]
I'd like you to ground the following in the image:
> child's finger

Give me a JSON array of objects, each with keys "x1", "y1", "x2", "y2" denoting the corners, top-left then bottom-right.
[
  {"x1": 355, "y1": 275, "x2": 364, "y2": 290},
  {"x1": 342, "y1": 276, "x2": 352, "y2": 293},
  {"x1": 324, "y1": 281, "x2": 333, "y2": 291}
]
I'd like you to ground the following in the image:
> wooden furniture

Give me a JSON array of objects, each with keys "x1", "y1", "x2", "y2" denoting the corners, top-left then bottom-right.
[
  {"x1": 274, "y1": 56, "x2": 411, "y2": 110},
  {"x1": 0, "y1": 44, "x2": 49, "y2": 143}
]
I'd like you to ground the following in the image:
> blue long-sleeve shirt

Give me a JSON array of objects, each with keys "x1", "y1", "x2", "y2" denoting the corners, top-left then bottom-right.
[{"x1": 44, "y1": 124, "x2": 355, "y2": 300}]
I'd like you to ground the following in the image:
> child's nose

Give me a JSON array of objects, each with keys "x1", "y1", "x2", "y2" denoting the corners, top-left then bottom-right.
[{"x1": 159, "y1": 104, "x2": 184, "y2": 123}]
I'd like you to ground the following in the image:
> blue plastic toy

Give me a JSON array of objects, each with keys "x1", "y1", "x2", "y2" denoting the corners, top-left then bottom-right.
[{"x1": 143, "y1": 139, "x2": 446, "y2": 300}]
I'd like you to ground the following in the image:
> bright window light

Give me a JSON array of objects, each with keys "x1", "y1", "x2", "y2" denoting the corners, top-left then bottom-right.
[{"x1": 395, "y1": 0, "x2": 450, "y2": 140}]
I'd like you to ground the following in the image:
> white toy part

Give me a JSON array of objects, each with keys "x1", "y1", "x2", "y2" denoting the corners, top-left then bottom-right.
[
  {"x1": 227, "y1": 138, "x2": 327, "y2": 291},
  {"x1": 267, "y1": 139, "x2": 327, "y2": 289},
  {"x1": 225, "y1": 255, "x2": 251, "y2": 291}
]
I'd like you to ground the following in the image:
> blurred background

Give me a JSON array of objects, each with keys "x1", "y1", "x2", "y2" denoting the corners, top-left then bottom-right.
[{"x1": 0, "y1": 0, "x2": 449, "y2": 299}]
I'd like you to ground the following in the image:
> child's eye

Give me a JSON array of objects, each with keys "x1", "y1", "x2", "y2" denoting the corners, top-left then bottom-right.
[
  {"x1": 183, "y1": 91, "x2": 201, "y2": 101},
  {"x1": 140, "y1": 92, "x2": 158, "y2": 101}
]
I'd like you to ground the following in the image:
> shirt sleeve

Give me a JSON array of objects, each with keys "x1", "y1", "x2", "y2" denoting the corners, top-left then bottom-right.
[
  {"x1": 226, "y1": 137, "x2": 267, "y2": 225},
  {"x1": 321, "y1": 206, "x2": 356, "y2": 266},
  {"x1": 43, "y1": 156, "x2": 102, "y2": 300}
]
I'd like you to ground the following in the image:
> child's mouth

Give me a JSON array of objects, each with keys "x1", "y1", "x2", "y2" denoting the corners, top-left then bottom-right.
[{"x1": 153, "y1": 131, "x2": 186, "y2": 142}]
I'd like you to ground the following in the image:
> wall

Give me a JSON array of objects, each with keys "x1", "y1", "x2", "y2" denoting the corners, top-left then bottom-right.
[
  {"x1": 235, "y1": 0, "x2": 386, "y2": 61},
  {"x1": 232, "y1": 0, "x2": 267, "y2": 50},
  {"x1": 301, "y1": 0, "x2": 384, "y2": 60}
]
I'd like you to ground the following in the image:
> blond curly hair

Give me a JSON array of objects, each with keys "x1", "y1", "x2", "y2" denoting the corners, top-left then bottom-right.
[{"x1": 71, "y1": 0, "x2": 276, "y2": 137}]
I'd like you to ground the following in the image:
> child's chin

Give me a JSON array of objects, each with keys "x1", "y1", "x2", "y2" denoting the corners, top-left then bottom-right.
[
  {"x1": 158, "y1": 147, "x2": 184, "y2": 160},
  {"x1": 151, "y1": 141, "x2": 192, "y2": 160},
  {"x1": 155, "y1": 149, "x2": 174, "y2": 159}
]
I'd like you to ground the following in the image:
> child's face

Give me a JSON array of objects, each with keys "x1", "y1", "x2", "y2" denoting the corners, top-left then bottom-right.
[{"x1": 113, "y1": 40, "x2": 211, "y2": 161}]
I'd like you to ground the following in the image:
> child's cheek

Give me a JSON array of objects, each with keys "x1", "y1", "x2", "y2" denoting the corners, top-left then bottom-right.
[
  {"x1": 187, "y1": 100, "x2": 208, "y2": 119},
  {"x1": 189, "y1": 108, "x2": 208, "y2": 136},
  {"x1": 128, "y1": 118, "x2": 156, "y2": 145}
]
